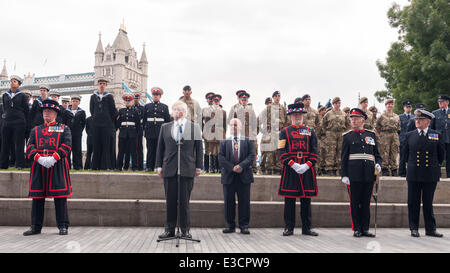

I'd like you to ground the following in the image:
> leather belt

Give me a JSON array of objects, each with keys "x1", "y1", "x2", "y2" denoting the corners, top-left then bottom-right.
[
  {"x1": 121, "y1": 122, "x2": 136, "y2": 126},
  {"x1": 147, "y1": 118, "x2": 165, "y2": 122},
  {"x1": 349, "y1": 154, "x2": 375, "y2": 161}
]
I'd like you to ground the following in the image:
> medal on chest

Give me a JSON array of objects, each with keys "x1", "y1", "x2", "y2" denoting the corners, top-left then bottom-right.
[
  {"x1": 428, "y1": 133, "x2": 439, "y2": 141},
  {"x1": 48, "y1": 125, "x2": 64, "y2": 133},
  {"x1": 365, "y1": 136, "x2": 375, "y2": 145}
]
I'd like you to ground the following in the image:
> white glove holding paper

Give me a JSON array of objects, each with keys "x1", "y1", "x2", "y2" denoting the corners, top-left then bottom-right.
[
  {"x1": 297, "y1": 163, "x2": 310, "y2": 174},
  {"x1": 37, "y1": 157, "x2": 48, "y2": 168},
  {"x1": 291, "y1": 163, "x2": 302, "y2": 173},
  {"x1": 341, "y1": 176, "x2": 350, "y2": 185},
  {"x1": 375, "y1": 164, "x2": 382, "y2": 173},
  {"x1": 47, "y1": 157, "x2": 57, "y2": 168}
]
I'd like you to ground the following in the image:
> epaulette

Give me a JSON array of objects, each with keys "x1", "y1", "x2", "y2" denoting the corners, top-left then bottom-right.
[{"x1": 342, "y1": 130, "x2": 352, "y2": 136}]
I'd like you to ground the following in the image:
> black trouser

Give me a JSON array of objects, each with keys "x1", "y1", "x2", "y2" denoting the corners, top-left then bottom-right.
[
  {"x1": 71, "y1": 133, "x2": 82, "y2": 169},
  {"x1": 445, "y1": 143, "x2": 450, "y2": 178},
  {"x1": 163, "y1": 176, "x2": 194, "y2": 233},
  {"x1": 284, "y1": 197, "x2": 312, "y2": 232},
  {"x1": 398, "y1": 141, "x2": 407, "y2": 176},
  {"x1": 84, "y1": 136, "x2": 93, "y2": 170},
  {"x1": 347, "y1": 181, "x2": 374, "y2": 232},
  {"x1": 92, "y1": 126, "x2": 112, "y2": 170},
  {"x1": 0, "y1": 124, "x2": 25, "y2": 169},
  {"x1": 407, "y1": 180, "x2": 437, "y2": 232},
  {"x1": 136, "y1": 133, "x2": 143, "y2": 170},
  {"x1": 146, "y1": 138, "x2": 158, "y2": 171},
  {"x1": 117, "y1": 136, "x2": 137, "y2": 170},
  {"x1": 223, "y1": 175, "x2": 251, "y2": 230},
  {"x1": 31, "y1": 198, "x2": 69, "y2": 230}
]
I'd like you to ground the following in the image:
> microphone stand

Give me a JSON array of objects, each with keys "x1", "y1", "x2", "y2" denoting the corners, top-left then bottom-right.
[{"x1": 157, "y1": 125, "x2": 200, "y2": 247}]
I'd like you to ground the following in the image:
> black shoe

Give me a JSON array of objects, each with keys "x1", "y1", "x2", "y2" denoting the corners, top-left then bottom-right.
[
  {"x1": 283, "y1": 229, "x2": 294, "y2": 236},
  {"x1": 302, "y1": 229, "x2": 319, "y2": 236},
  {"x1": 391, "y1": 169, "x2": 398, "y2": 176},
  {"x1": 59, "y1": 228, "x2": 68, "y2": 235},
  {"x1": 181, "y1": 232, "x2": 192, "y2": 239},
  {"x1": 411, "y1": 230, "x2": 420, "y2": 237},
  {"x1": 158, "y1": 231, "x2": 175, "y2": 239},
  {"x1": 426, "y1": 231, "x2": 443, "y2": 238},
  {"x1": 382, "y1": 169, "x2": 390, "y2": 176},
  {"x1": 23, "y1": 228, "x2": 41, "y2": 236},
  {"x1": 353, "y1": 231, "x2": 362, "y2": 237},
  {"x1": 362, "y1": 231, "x2": 375, "y2": 237},
  {"x1": 222, "y1": 227, "x2": 235, "y2": 234},
  {"x1": 240, "y1": 228, "x2": 250, "y2": 235}
]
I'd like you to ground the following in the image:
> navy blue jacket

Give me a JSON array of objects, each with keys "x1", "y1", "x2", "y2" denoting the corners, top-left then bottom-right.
[{"x1": 431, "y1": 108, "x2": 450, "y2": 144}]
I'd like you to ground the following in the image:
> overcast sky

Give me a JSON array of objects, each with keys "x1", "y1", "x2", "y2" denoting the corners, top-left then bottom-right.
[{"x1": 1, "y1": 0, "x2": 410, "y2": 115}]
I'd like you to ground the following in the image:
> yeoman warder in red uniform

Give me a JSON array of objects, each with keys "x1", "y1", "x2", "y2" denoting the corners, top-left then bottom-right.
[
  {"x1": 278, "y1": 102, "x2": 319, "y2": 237},
  {"x1": 23, "y1": 99, "x2": 72, "y2": 236}
]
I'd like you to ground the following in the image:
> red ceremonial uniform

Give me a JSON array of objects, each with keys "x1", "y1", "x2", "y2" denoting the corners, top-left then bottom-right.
[
  {"x1": 278, "y1": 124, "x2": 318, "y2": 198},
  {"x1": 26, "y1": 121, "x2": 72, "y2": 198}
]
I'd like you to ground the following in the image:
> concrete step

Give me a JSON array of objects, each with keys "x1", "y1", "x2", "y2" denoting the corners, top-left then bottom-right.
[
  {"x1": 1, "y1": 198, "x2": 450, "y2": 228},
  {"x1": 1, "y1": 171, "x2": 450, "y2": 203}
]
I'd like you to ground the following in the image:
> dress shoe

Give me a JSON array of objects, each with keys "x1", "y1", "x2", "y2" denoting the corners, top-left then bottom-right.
[
  {"x1": 362, "y1": 231, "x2": 375, "y2": 237},
  {"x1": 302, "y1": 229, "x2": 319, "y2": 236},
  {"x1": 240, "y1": 228, "x2": 250, "y2": 235},
  {"x1": 283, "y1": 229, "x2": 294, "y2": 236},
  {"x1": 23, "y1": 228, "x2": 41, "y2": 236},
  {"x1": 425, "y1": 231, "x2": 443, "y2": 238},
  {"x1": 181, "y1": 232, "x2": 192, "y2": 239},
  {"x1": 353, "y1": 231, "x2": 362, "y2": 237},
  {"x1": 411, "y1": 230, "x2": 420, "y2": 237},
  {"x1": 59, "y1": 228, "x2": 68, "y2": 235},
  {"x1": 158, "y1": 231, "x2": 175, "y2": 239},
  {"x1": 222, "y1": 227, "x2": 235, "y2": 234}
]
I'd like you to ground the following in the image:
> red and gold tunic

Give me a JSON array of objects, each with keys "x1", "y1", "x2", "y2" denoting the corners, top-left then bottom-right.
[
  {"x1": 277, "y1": 124, "x2": 318, "y2": 198},
  {"x1": 26, "y1": 120, "x2": 72, "y2": 198}
]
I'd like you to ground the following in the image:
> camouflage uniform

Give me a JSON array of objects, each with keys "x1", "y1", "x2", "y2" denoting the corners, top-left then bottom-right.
[
  {"x1": 203, "y1": 104, "x2": 227, "y2": 173},
  {"x1": 258, "y1": 103, "x2": 289, "y2": 174},
  {"x1": 362, "y1": 109, "x2": 375, "y2": 130},
  {"x1": 228, "y1": 102, "x2": 258, "y2": 173},
  {"x1": 180, "y1": 97, "x2": 202, "y2": 126},
  {"x1": 375, "y1": 111, "x2": 400, "y2": 175},
  {"x1": 316, "y1": 113, "x2": 327, "y2": 175},
  {"x1": 303, "y1": 106, "x2": 320, "y2": 130},
  {"x1": 321, "y1": 109, "x2": 350, "y2": 174}
]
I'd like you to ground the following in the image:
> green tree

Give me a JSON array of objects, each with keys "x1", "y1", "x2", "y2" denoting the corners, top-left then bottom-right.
[{"x1": 376, "y1": 0, "x2": 449, "y2": 113}]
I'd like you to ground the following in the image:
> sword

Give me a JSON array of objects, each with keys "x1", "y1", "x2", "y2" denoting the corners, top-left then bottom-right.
[{"x1": 373, "y1": 167, "x2": 381, "y2": 237}]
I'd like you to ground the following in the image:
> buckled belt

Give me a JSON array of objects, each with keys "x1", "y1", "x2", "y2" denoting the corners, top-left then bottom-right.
[
  {"x1": 147, "y1": 118, "x2": 165, "y2": 122},
  {"x1": 121, "y1": 122, "x2": 135, "y2": 126},
  {"x1": 349, "y1": 154, "x2": 375, "y2": 161}
]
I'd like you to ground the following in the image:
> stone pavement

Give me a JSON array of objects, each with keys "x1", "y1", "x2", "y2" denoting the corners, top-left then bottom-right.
[{"x1": 0, "y1": 227, "x2": 449, "y2": 253}]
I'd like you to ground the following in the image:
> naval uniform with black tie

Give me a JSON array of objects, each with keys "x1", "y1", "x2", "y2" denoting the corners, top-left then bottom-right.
[
  {"x1": 400, "y1": 128, "x2": 445, "y2": 233},
  {"x1": 341, "y1": 129, "x2": 382, "y2": 234}
]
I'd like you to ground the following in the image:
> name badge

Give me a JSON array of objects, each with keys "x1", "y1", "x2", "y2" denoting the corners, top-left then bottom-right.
[
  {"x1": 428, "y1": 133, "x2": 439, "y2": 141},
  {"x1": 365, "y1": 137, "x2": 375, "y2": 145},
  {"x1": 48, "y1": 126, "x2": 64, "y2": 133}
]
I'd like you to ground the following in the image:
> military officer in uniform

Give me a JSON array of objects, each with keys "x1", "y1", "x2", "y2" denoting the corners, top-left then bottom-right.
[
  {"x1": 431, "y1": 95, "x2": 450, "y2": 178},
  {"x1": 48, "y1": 90, "x2": 74, "y2": 126},
  {"x1": 375, "y1": 99, "x2": 400, "y2": 176},
  {"x1": 68, "y1": 95, "x2": 86, "y2": 170},
  {"x1": 116, "y1": 94, "x2": 141, "y2": 171},
  {"x1": 359, "y1": 97, "x2": 375, "y2": 130},
  {"x1": 278, "y1": 102, "x2": 319, "y2": 237},
  {"x1": 399, "y1": 99, "x2": 414, "y2": 177},
  {"x1": 400, "y1": 109, "x2": 445, "y2": 237},
  {"x1": 179, "y1": 85, "x2": 202, "y2": 127},
  {"x1": 202, "y1": 92, "x2": 216, "y2": 172},
  {"x1": 1, "y1": 75, "x2": 29, "y2": 169},
  {"x1": 369, "y1": 106, "x2": 378, "y2": 122},
  {"x1": 341, "y1": 108, "x2": 382, "y2": 237},
  {"x1": 321, "y1": 97, "x2": 350, "y2": 176},
  {"x1": 29, "y1": 85, "x2": 50, "y2": 128},
  {"x1": 302, "y1": 94, "x2": 320, "y2": 130},
  {"x1": 23, "y1": 99, "x2": 72, "y2": 236},
  {"x1": 143, "y1": 87, "x2": 171, "y2": 172},
  {"x1": 89, "y1": 78, "x2": 118, "y2": 170},
  {"x1": 407, "y1": 103, "x2": 426, "y2": 132},
  {"x1": 132, "y1": 93, "x2": 145, "y2": 171}
]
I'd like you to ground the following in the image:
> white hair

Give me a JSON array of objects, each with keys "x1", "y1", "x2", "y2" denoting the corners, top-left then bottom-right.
[{"x1": 172, "y1": 100, "x2": 188, "y2": 117}]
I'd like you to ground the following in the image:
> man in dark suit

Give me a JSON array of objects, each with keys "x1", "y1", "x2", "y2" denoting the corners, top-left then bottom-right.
[
  {"x1": 431, "y1": 95, "x2": 450, "y2": 178},
  {"x1": 218, "y1": 118, "x2": 255, "y2": 235},
  {"x1": 400, "y1": 109, "x2": 445, "y2": 238},
  {"x1": 155, "y1": 100, "x2": 203, "y2": 240}
]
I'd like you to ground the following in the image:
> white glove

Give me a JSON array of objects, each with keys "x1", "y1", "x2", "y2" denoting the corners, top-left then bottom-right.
[
  {"x1": 37, "y1": 157, "x2": 48, "y2": 168},
  {"x1": 47, "y1": 157, "x2": 57, "y2": 168},
  {"x1": 291, "y1": 163, "x2": 302, "y2": 173},
  {"x1": 297, "y1": 163, "x2": 310, "y2": 174},
  {"x1": 341, "y1": 176, "x2": 350, "y2": 185},
  {"x1": 375, "y1": 164, "x2": 382, "y2": 173}
]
